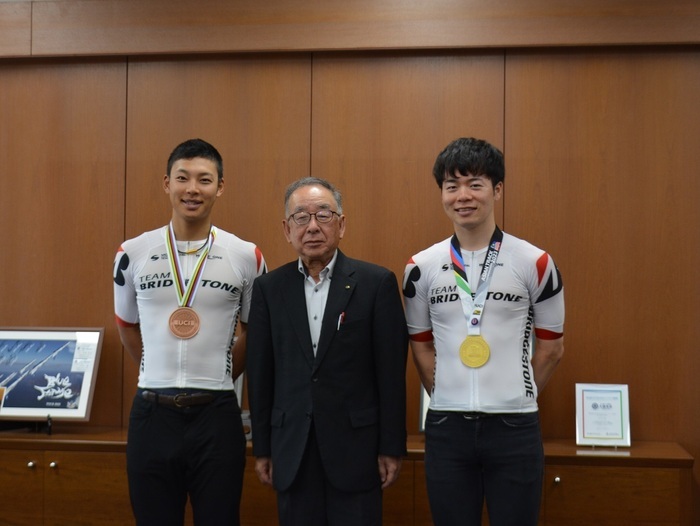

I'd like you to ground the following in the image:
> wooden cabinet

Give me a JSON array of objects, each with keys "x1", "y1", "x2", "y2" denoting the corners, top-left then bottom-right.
[
  {"x1": 0, "y1": 431, "x2": 693, "y2": 525},
  {"x1": 0, "y1": 428, "x2": 132, "y2": 526},
  {"x1": 542, "y1": 440, "x2": 693, "y2": 526},
  {"x1": 0, "y1": 448, "x2": 43, "y2": 525},
  {"x1": 409, "y1": 437, "x2": 694, "y2": 526},
  {"x1": 43, "y1": 450, "x2": 132, "y2": 526}
]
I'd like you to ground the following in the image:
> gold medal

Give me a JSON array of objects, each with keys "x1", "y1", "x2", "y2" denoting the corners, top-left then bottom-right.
[
  {"x1": 168, "y1": 307, "x2": 200, "y2": 339},
  {"x1": 459, "y1": 335, "x2": 490, "y2": 368}
]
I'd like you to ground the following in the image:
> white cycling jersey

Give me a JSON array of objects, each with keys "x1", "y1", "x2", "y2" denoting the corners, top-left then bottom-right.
[
  {"x1": 113, "y1": 226, "x2": 266, "y2": 390},
  {"x1": 403, "y1": 232, "x2": 564, "y2": 413}
]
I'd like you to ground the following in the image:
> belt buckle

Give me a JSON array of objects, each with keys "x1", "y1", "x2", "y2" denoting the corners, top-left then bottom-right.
[{"x1": 173, "y1": 393, "x2": 188, "y2": 408}]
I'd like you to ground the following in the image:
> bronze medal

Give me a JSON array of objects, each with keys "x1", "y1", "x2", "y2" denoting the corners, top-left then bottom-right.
[
  {"x1": 168, "y1": 307, "x2": 200, "y2": 339},
  {"x1": 459, "y1": 335, "x2": 490, "y2": 368}
]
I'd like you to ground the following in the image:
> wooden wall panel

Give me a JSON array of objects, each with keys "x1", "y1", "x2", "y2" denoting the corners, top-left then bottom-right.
[
  {"x1": 311, "y1": 51, "x2": 505, "y2": 434},
  {"x1": 29, "y1": 0, "x2": 700, "y2": 57},
  {"x1": 1, "y1": 43, "x2": 699, "y2": 520},
  {"x1": 123, "y1": 54, "x2": 312, "y2": 419},
  {"x1": 0, "y1": 58, "x2": 127, "y2": 426},
  {"x1": 504, "y1": 48, "x2": 700, "y2": 500},
  {"x1": 0, "y1": 2, "x2": 31, "y2": 57}
]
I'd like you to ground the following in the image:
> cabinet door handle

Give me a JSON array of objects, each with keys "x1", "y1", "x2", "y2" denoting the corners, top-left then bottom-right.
[
  {"x1": 553, "y1": 476, "x2": 561, "y2": 484},
  {"x1": 49, "y1": 461, "x2": 58, "y2": 469},
  {"x1": 27, "y1": 461, "x2": 36, "y2": 469}
]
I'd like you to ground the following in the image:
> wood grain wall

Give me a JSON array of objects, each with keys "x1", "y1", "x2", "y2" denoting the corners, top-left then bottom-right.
[
  {"x1": 0, "y1": 58, "x2": 127, "y2": 426},
  {"x1": 505, "y1": 49, "x2": 700, "y2": 445},
  {"x1": 0, "y1": 0, "x2": 698, "y2": 521}
]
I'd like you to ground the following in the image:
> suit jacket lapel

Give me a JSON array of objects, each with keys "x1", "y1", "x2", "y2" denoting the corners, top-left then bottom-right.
[{"x1": 314, "y1": 251, "x2": 356, "y2": 369}]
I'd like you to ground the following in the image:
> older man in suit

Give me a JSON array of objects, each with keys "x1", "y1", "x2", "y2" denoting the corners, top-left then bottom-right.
[{"x1": 247, "y1": 177, "x2": 408, "y2": 526}]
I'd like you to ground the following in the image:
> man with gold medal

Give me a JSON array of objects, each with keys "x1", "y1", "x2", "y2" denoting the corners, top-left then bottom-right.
[
  {"x1": 403, "y1": 138, "x2": 565, "y2": 526},
  {"x1": 113, "y1": 139, "x2": 266, "y2": 526}
]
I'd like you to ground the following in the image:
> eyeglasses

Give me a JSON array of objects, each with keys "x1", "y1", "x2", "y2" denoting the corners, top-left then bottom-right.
[{"x1": 288, "y1": 210, "x2": 339, "y2": 225}]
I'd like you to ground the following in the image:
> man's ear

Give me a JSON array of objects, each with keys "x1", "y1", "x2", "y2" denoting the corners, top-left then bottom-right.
[
  {"x1": 493, "y1": 181, "x2": 504, "y2": 200},
  {"x1": 282, "y1": 219, "x2": 292, "y2": 243}
]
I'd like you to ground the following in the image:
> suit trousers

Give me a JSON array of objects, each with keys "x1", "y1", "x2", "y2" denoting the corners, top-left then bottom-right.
[
  {"x1": 127, "y1": 389, "x2": 246, "y2": 526},
  {"x1": 277, "y1": 423, "x2": 383, "y2": 526},
  {"x1": 424, "y1": 409, "x2": 544, "y2": 526}
]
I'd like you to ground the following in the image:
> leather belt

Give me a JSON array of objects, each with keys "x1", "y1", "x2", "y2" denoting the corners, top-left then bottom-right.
[
  {"x1": 461, "y1": 412, "x2": 490, "y2": 420},
  {"x1": 141, "y1": 390, "x2": 215, "y2": 408}
]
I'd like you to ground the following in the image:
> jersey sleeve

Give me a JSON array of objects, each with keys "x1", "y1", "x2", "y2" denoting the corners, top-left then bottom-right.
[
  {"x1": 238, "y1": 245, "x2": 267, "y2": 324},
  {"x1": 402, "y1": 255, "x2": 433, "y2": 342},
  {"x1": 529, "y1": 251, "x2": 565, "y2": 339},
  {"x1": 113, "y1": 245, "x2": 139, "y2": 327}
]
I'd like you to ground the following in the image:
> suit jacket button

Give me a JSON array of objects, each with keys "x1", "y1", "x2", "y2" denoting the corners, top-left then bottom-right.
[
  {"x1": 312, "y1": 377, "x2": 319, "y2": 382},
  {"x1": 306, "y1": 412, "x2": 312, "y2": 419}
]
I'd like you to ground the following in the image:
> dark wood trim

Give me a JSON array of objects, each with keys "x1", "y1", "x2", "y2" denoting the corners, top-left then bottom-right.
[
  {"x1": 2, "y1": 0, "x2": 694, "y2": 58},
  {"x1": 0, "y1": 2, "x2": 31, "y2": 57}
]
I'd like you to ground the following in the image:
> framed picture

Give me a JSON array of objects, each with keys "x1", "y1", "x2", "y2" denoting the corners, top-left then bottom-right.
[
  {"x1": 575, "y1": 383, "x2": 631, "y2": 447},
  {"x1": 0, "y1": 327, "x2": 104, "y2": 421}
]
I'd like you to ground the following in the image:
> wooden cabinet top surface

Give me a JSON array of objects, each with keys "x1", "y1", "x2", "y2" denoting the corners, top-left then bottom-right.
[
  {"x1": 544, "y1": 438, "x2": 694, "y2": 468},
  {"x1": 0, "y1": 428, "x2": 694, "y2": 470},
  {"x1": 0, "y1": 426, "x2": 127, "y2": 452},
  {"x1": 408, "y1": 435, "x2": 693, "y2": 468}
]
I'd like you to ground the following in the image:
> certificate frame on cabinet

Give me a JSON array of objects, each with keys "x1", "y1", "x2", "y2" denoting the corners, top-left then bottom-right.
[
  {"x1": 0, "y1": 327, "x2": 103, "y2": 421},
  {"x1": 575, "y1": 383, "x2": 631, "y2": 447}
]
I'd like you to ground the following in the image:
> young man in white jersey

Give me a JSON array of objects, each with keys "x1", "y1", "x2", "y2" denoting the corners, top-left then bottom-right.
[
  {"x1": 113, "y1": 139, "x2": 266, "y2": 526},
  {"x1": 403, "y1": 137, "x2": 564, "y2": 526}
]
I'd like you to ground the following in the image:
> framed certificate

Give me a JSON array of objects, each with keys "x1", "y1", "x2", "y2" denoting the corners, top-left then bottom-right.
[
  {"x1": 0, "y1": 327, "x2": 103, "y2": 421},
  {"x1": 576, "y1": 383, "x2": 631, "y2": 447}
]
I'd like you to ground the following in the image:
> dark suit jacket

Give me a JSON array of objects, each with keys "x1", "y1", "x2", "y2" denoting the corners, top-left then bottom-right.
[{"x1": 246, "y1": 250, "x2": 408, "y2": 492}]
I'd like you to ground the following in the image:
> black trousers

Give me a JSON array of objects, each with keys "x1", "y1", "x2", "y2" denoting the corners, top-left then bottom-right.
[
  {"x1": 127, "y1": 389, "x2": 246, "y2": 526},
  {"x1": 424, "y1": 410, "x2": 544, "y2": 526},
  {"x1": 277, "y1": 424, "x2": 383, "y2": 526}
]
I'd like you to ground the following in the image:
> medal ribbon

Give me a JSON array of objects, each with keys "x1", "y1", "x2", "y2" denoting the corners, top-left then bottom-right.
[
  {"x1": 450, "y1": 227, "x2": 503, "y2": 336},
  {"x1": 165, "y1": 223, "x2": 217, "y2": 308}
]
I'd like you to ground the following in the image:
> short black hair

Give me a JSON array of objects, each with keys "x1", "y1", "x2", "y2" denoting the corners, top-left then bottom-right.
[
  {"x1": 433, "y1": 137, "x2": 504, "y2": 188},
  {"x1": 166, "y1": 138, "x2": 223, "y2": 181}
]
